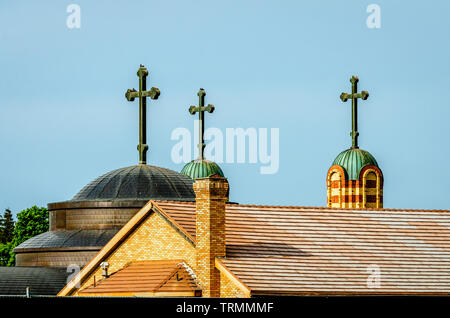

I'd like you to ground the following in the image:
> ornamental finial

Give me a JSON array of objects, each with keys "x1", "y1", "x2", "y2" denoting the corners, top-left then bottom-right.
[
  {"x1": 340, "y1": 75, "x2": 369, "y2": 149},
  {"x1": 125, "y1": 65, "x2": 160, "y2": 164},
  {"x1": 188, "y1": 88, "x2": 215, "y2": 160}
]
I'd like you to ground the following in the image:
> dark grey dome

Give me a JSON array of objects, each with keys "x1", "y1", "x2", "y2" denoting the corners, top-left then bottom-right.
[{"x1": 72, "y1": 164, "x2": 195, "y2": 201}]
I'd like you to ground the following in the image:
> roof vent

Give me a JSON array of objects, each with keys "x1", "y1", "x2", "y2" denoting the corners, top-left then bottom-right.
[{"x1": 100, "y1": 262, "x2": 110, "y2": 278}]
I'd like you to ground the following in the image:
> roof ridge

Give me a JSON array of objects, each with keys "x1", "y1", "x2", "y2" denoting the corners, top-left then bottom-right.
[
  {"x1": 229, "y1": 204, "x2": 450, "y2": 213},
  {"x1": 154, "y1": 200, "x2": 196, "y2": 204},
  {"x1": 154, "y1": 200, "x2": 450, "y2": 213}
]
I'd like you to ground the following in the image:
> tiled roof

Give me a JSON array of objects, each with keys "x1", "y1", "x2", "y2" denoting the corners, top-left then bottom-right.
[
  {"x1": 153, "y1": 201, "x2": 450, "y2": 295},
  {"x1": 72, "y1": 164, "x2": 195, "y2": 201},
  {"x1": 59, "y1": 201, "x2": 157, "y2": 296},
  {"x1": 79, "y1": 260, "x2": 198, "y2": 295},
  {"x1": 0, "y1": 267, "x2": 69, "y2": 296},
  {"x1": 14, "y1": 229, "x2": 120, "y2": 252}
]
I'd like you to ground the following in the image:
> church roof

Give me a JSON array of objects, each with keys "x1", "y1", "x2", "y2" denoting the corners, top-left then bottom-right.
[
  {"x1": 61, "y1": 200, "x2": 450, "y2": 296},
  {"x1": 78, "y1": 260, "x2": 199, "y2": 296},
  {"x1": 155, "y1": 201, "x2": 450, "y2": 295},
  {"x1": 0, "y1": 267, "x2": 69, "y2": 296},
  {"x1": 14, "y1": 229, "x2": 119, "y2": 252},
  {"x1": 72, "y1": 164, "x2": 195, "y2": 202},
  {"x1": 181, "y1": 159, "x2": 224, "y2": 180},
  {"x1": 332, "y1": 148, "x2": 379, "y2": 180}
]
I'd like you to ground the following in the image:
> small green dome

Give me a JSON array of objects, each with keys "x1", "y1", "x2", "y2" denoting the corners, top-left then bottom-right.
[
  {"x1": 181, "y1": 159, "x2": 224, "y2": 180},
  {"x1": 332, "y1": 148, "x2": 378, "y2": 180}
]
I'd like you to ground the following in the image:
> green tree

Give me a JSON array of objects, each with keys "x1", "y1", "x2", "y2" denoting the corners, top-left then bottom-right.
[
  {"x1": 2, "y1": 206, "x2": 49, "y2": 266},
  {"x1": 0, "y1": 242, "x2": 13, "y2": 266},
  {"x1": 0, "y1": 208, "x2": 15, "y2": 244}
]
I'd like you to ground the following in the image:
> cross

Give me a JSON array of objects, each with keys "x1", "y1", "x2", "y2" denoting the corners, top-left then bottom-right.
[
  {"x1": 340, "y1": 75, "x2": 369, "y2": 149},
  {"x1": 189, "y1": 88, "x2": 214, "y2": 160},
  {"x1": 125, "y1": 64, "x2": 160, "y2": 164}
]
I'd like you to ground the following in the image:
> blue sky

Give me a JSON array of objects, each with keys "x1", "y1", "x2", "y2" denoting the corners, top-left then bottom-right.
[{"x1": 1, "y1": 0, "x2": 449, "y2": 215}]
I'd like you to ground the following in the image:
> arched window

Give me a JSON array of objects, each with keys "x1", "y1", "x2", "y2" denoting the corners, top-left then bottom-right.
[
  {"x1": 328, "y1": 170, "x2": 343, "y2": 207},
  {"x1": 363, "y1": 170, "x2": 378, "y2": 208}
]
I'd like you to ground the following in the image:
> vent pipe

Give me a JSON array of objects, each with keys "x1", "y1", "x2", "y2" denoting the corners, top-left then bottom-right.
[{"x1": 100, "y1": 262, "x2": 110, "y2": 278}]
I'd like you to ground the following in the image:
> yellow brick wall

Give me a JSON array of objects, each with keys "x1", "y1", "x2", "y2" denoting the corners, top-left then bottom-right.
[
  {"x1": 193, "y1": 177, "x2": 228, "y2": 298},
  {"x1": 219, "y1": 272, "x2": 248, "y2": 298},
  {"x1": 327, "y1": 165, "x2": 383, "y2": 209},
  {"x1": 364, "y1": 171, "x2": 378, "y2": 208},
  {"x1": 74, "y1": 211, "x2": 196, "y2": 294},
  {"x1": 329, "y1": 171, "x2": 342, "y2": 208}
]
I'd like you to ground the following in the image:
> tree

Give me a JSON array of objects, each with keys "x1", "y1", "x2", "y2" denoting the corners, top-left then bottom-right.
[
  {"x1": 0, "y1": 208, "x2": 15, "y2": 244},
  {"x1": 12, "y1": 206, "x2": 48, "y2": 247},
  {"x1": 0, "y1": 242, "x2": 13, "y2": 266},
  {"x1": 0, "y1": 208, "x2": 15, "y2": 266},
  {"x1": 1, "y1": 206, "x2": 49, "y2": 266}
]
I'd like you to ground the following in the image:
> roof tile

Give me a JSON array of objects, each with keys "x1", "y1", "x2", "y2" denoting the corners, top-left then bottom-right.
[
  {"x1": 154, "y1": 200, "x2": 450, "y2": 295},
  {"x1": 79, "y1": 260, "x2": 198, "y2": 295}
]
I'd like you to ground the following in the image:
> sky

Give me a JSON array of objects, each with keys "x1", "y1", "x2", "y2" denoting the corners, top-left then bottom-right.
[{"x1": 1, "y1": 0, "x2": 450, "y2": 216}]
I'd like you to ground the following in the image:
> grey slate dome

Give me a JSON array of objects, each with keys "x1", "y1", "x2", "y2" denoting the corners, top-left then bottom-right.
[
  {"x1": 14, "y1": 164, "x2": 196, "y2": 269},
  {"x1": 72, "y1": 164, "x2": 195, "y2": 201}
]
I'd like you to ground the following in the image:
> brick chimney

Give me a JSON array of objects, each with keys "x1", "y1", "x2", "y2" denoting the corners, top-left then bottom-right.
[{"x1": 193, "y1": 176, "x2": 229, "y2": 297}]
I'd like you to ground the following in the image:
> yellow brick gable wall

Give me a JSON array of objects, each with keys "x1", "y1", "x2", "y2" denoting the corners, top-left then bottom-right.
[
  {"x1": 220, "y1": 272, "x2": 248, "y2": 298},
  {"x1": 74, "y1": 211, "x2": 196, "y2": 295}
]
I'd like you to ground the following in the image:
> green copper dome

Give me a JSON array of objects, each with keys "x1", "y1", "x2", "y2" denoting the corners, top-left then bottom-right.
[
  {"x1": 181, "y1": 159, "x2": 224, "y2": 180},
  {"x1": 332, "y1": 148, "x2": 378, "y2": 180}
]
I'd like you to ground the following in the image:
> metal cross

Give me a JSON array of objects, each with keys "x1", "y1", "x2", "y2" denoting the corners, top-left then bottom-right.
[
  {"x1": 125, "y1": 64, "x2": 160, "y2": 164},
  {"x1": 189, "y1": 88, "x2": 214, "y2": 160},
  {"x1": 340, "y1": 76, "x2": 369, "y2": 149}
]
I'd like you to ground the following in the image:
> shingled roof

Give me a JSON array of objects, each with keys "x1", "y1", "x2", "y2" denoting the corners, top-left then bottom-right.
[
  {"x1": 0, "y1": 267, "x2": 69, "y2": 296},
  {"x1": 60, "y1": 200, "x2": 450, "y2": 296},
  {"x1": 78, "y1": 260, "x2": 199, "y2": 296},
  {"x1": 14, "y1": 229, "x2": 120, "y2": 252},
  {"x1": 154, "y1": 201, "x2": 450, "y2": 295},
  {"x1": 72, "y1": 164, "x2": 195, "y2": 202}
]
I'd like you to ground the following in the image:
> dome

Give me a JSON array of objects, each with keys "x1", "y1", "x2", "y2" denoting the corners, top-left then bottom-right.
[
  {"x1": 14, "y1": 164, "x2": 196, "y2": 267},
  {"x1": 332, "y1": 148, "x2": 378, "y2": 180},
  {"x1": 72, "y1": 164, "x2": 195, "y2": 201},
  {"x1": 180, "y1": 159, "x2": 224, "y2": 180}
]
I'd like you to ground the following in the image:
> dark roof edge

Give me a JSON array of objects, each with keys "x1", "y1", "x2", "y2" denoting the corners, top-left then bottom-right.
[
  {"x1": 48, "y1": 198, "x2": 195, "y2": 210},
  {"x1": 14, "y1": 246, "x2": 103, "y2": 253}
]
